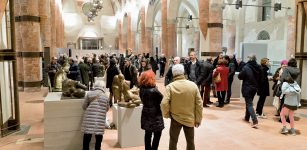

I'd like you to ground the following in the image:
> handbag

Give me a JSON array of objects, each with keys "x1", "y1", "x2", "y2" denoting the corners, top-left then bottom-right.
[
  {"x1": 213, "y1": 72, "x2": 221, "y2": 83},
  {"x1": 274, "y1": 83, "x2": 282, "y2": 97}
]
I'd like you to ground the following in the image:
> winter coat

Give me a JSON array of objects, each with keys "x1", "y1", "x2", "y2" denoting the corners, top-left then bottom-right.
[
  {"x1": 201, "y1": 61, "x2": 213, "y2": 86},
  {"x1": 161, "y1": 75, "x2": 203, "y2": 127},
  {"x1": 106, "y1": 65, "x2": 120, "y2": 89},
  {"x1": 213, "y1": 65, "x2": 229, "y2": 91},
  {"x1": 282, "y1": 81, "x2": 301, "y2": 107},
  {"x1": 68, "y1": 63, "x2": 81, "y2": 81},
  {"x1": 92, "y1": 62, "x2": 105, "y2": 77},
  {"x1": 79, "y1": 62, "x2": 90, "y2": 85},
  {"x1": 81, "y1": 88, "x2": 109, "y2": 135},
  {"x1": 164, "y1": 65, "x2": 173, "y2": 86},
  {"x1": 185, "y1": 60, "x2": 205, "y2": 85},
  {"x1": 140, "y1": 87, "x2": 164, "y2": 132},
  {"x1": 123, "y1": 65, "x2": 138, "y2": 88},
  {"x1": 257, "y1": 65, "x2": 270, "y2": 96},
  {"x1": 238, "y1": 60, "x2": 261, "y2": 98},
  {"x1": 280, "y1": 66, "x2": 301, "y2": 85}
]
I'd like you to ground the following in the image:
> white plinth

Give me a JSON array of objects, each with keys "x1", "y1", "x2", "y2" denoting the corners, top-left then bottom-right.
[
  {"x1": 112, "y1": 104, "x2": 119, "y2": 128},
  {"x1": 118, "y1": 105, "x2": 144, "y2": 148},
  {"x1": 44, "y1": 92, "x2": 94, "y2": 150}
]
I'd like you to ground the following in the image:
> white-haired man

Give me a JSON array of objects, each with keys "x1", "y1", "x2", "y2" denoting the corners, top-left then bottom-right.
[
  {"x1": 161, "y1": 64, "x2": 203, "y2": 150},
  {"x1": 164, "y1": 56, "x2": 181, "y2": 86}
]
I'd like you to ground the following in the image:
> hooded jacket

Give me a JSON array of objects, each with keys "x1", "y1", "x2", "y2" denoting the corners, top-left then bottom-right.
[
  {"x1": 282, "y1": 81, "x2": 301, "y2": 107},
  {"x1": 280, "y1": 66, "x2": 301, "y2": 85},
  {"x1": 238, "y1": 60, "x2": 261, "y2": 98}
]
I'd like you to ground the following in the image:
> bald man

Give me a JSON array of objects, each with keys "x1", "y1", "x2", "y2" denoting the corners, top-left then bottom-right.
[{"x1": 165, "y1": 56, "x2": 181, "y2": 86}]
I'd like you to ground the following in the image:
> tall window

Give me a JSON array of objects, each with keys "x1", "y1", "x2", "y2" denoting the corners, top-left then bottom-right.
[{"x1": 262, "y1": 0, "x2": 272, "y2": 21}]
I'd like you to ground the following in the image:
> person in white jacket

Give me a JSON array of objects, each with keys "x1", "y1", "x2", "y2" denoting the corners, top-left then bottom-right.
[{"x1": 280, "y1": 76, "x2": 301, "y2": 135}]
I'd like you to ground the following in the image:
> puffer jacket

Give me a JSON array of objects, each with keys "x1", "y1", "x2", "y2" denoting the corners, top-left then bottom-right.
[
  {"x1": 81, "y1": 88, "x2": 109, "y2": 135},
  {"x1": 282, "y1": 81, "x2": 301, "y2": 107},
  {"x1": 140, "y1": 87, "x2": 164, "y2": 132},
  {"x1": 238, "y1": 60, "x2": 261, "y2": 98}
]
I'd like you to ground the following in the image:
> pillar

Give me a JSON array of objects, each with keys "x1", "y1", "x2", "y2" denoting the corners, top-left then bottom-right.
[
  {"x1": 199, "y1": 0, "x2": 209, "y2": 39},
  {"x1": 127, "y1": 13, "x2": 133, "y2": 50},
  {"x1": 167, "y1": 21, "x2": 176, "y2": 57},
  {"x1": 140, "y1": 7, "x2": 146, "y2": 54},
  {"x1": 208, "y1": 0, "x2": 223, "y2": 52},
  {"x1": 226, "y1": 23, "x2": 236, "y2": 54},
  {"x1": 118, "y1": 20, "x2": 124, "y2": 53},
  {"x1": 161, "y1": 0, "x2": 168, "y2": 56},
  {"x1": 145, "y1": 27, "x2": 152, "y2": 54},
  {"x1": 50, "y1": 0, "x2": 56, "y2": 57},
  {"x1": 14, "y1": 0, "x2": 42, "y2": 91},
  {"x1": 194, "y1": 31, "x2": 200, "y2": 54},
  {"x1": 177, "y1": 31, "x2": 182, "y2": 57}
]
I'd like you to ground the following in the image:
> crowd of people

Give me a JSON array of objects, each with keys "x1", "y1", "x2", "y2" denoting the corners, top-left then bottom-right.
[{"x1": 47, "y1": 50, "x2": 302, "y2": 150}]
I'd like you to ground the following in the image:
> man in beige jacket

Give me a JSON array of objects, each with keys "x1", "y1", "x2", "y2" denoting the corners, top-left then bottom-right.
[{"x1": 161, "y1": 64, "x2": 203, "y2": 150}]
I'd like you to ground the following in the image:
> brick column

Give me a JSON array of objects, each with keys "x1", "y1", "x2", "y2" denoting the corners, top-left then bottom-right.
[
  {"x1": 140, "y1": 7, "x2": 146, "y2": 54},
  {"x1": 130, "y1": 31, "x2": 135, "y2": 51},
  {"x1": 167, "y1": 21, "x2": 176, "y2": 57},
  {"x1": 118, "y1": 20, "x2": 123, "y2": 53},
  {"x1": 39, "y1": 0, "x2": 51, "y2": 49},
  {"x1": 127, "y1": 13, "x2": 133, "y2": 50},
  {"x1": 208, "y1": 0, "x2": 223, "y2": 52},
  {"x1": 161, "y1": 0, "x2": 168, "y2": 55},
  {"x1": 0, "y1": 0, "x2": 8, "y2": 20},
  {"x1": 50, "y1": 0, "x2": 56, "y2": 56},
  {"x1": 199, "y1": 0, "x2": 209, "y2": 39},
  {"x1": 14, "y1": 0, "x2": 42, "y2": 91},
  {"x1": 145, "y1": 27, "x2": 153, "y2": 54}
]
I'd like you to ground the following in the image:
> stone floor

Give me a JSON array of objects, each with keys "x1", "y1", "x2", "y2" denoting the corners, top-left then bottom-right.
[{"x1": 1, "y1": 77, "x2": 307, "y2": 150}]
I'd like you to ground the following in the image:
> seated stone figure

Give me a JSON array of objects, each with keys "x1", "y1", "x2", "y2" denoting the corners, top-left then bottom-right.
[
  {"x1": 62, "y1": 79, "x2": 87, "y2": 98},
  {"x1": 112, "y1": 74, "x2": 141, "y2": 108},
  {"x1": 53, "y1": 67, "x2": 67, "y2": 92}
]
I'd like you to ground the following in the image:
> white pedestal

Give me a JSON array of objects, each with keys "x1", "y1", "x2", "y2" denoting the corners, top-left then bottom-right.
[
  {"x1": 118, "y1": 105, "x2": 144, "y2": 148},
  {"x1": 44, "y1": 92, "x2": 94, "y2": 150},
  {"x1": 112, "y1": 104, "x2": 119, "y2": 128}
]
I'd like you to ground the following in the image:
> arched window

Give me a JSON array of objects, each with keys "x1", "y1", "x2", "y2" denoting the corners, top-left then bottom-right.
[{"x1": 257, "y1": 30, "x2": 270, "y2": 40}]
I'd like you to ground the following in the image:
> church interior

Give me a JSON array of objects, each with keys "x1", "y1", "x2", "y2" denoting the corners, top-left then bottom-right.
[{"x1": 1, "y1": 0, "x2": 307, "y2": 149}]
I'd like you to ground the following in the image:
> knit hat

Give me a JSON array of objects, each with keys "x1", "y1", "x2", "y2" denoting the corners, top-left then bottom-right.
[{"x1": 281, "y1": 60, "x2": 288, "y2": 65}]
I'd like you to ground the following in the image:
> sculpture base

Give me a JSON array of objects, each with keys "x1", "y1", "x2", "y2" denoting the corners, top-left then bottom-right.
[{"x1": 118, "y1": 105, "x2": 144, "y2": 148}]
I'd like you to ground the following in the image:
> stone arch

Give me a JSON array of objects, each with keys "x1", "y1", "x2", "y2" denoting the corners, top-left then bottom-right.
[
  {"x1": 257, "y1": 30, "x2": 270, "y2": 40},
  {"x1": 145, "y1": 0, "x2": 161, "y2": 28}
]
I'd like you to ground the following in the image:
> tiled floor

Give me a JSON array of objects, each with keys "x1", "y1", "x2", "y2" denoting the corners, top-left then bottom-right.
[{"x1": 1, "y1": 77, "x2": 307, "y2": 150}]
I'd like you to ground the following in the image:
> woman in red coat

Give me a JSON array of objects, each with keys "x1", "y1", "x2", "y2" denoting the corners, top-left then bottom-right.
[{"x1": 213, "y1": 59, "x2": 229, "y2": 107}]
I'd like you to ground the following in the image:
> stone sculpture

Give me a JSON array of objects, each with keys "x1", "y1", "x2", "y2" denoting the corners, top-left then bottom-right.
[
  {"x1": 61, "y1": 79, "x2": 87, "y2": 98},
  {"x1": 112, "y1": 74, "x2": 141, "y2": 108}
]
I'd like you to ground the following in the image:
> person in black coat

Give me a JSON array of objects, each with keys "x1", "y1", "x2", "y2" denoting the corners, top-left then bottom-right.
[
  {"x1": 106, "y1": 58, "x2": 120, "y2": 106},
  {"x1": 67, "y1": 58, "x2": 81, "y2": 81},
  {"x1": 238, "y1": 54, "x2": 261, "y2": 127},
  {"x1": 164, "y1": 57, "x2": 180, "y2": 86},
  {"x1": 185, "y1": 51, "x2": 205, "y2": 86},
  {"x1": 159, "y1": 54, "x2": 167, "y2": 77},
  {"x1": 256, "y1": 58, "x2": 270, "y2": 117},
  {"x1": 138, "y1": 70, "x2": 164, "y2": 150},
  {"x1": 200, "y1": 58, "x2": 214, "y2": 107},
  {"x1": 149, "y1": 56, "x2": 159, "y2": 74}
]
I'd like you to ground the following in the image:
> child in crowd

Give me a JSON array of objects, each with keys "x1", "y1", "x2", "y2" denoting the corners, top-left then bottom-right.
[{"x1": 280, "y1": 76, "x2": 301, "y2": 135}]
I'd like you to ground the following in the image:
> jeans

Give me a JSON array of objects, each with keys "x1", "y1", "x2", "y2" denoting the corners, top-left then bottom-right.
[
  {"x1": 169, "y1": 119, "x2": 195, "y2": 150},
  {"x1": 145, "y1": 130, "x2": 162, "y2": 150},
  {"x1": 256, "y1": 95, "x2": 267, "y2": 115},
  {"x1": 226, "y1": 76, "x2": 234, "y2": 101},
  {"x1": 217, "y1": 91, "x2": 226, "y2": 106},
  {"x1": 244, "y1": 96, "x2": 258, "y2": 122},
  {"x1": 83, "y1": 134, "x2": 103, "y2": 150}
]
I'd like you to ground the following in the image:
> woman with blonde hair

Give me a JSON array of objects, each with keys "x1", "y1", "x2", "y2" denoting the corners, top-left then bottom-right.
[{"x1": 256, "y1": 58, "x2": 270, "y2": 118}]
